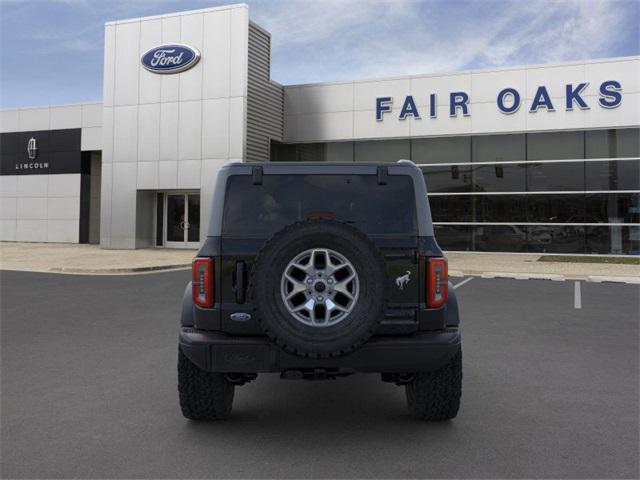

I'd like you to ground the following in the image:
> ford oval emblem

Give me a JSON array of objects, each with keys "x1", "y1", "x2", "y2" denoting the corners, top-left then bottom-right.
[
  {"x1": 230, "y1": 312, "x2": 252, "y2": 322},
  {"x1": 141, "y1": 44, "x2": 200, "y2": 74}
]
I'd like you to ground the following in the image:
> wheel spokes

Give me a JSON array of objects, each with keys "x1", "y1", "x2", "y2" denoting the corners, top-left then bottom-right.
[
  {"x1": 326, "y1": 298, "x2": 348, "y2": 313},
  {"x1": 333, "y1": 272, "x2": 356, "y2": 300},
  {"x1": 281, "y1": 248, "x2": 359, "y2": 328}
]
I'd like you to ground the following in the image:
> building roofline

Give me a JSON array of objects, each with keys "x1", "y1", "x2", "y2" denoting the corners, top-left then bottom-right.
[
  {"x1": 104, "y1": 2, "x2": 248, "y2": 26},
  {"x1": 281, "y1": 55, "x2": 640, "y2": 89},
  {"x1": 1, "y1": 55, "x2": 637, "y2": 112},
  {"x1": 0, "y1": 101, "x2": 103, "y2": 112}
]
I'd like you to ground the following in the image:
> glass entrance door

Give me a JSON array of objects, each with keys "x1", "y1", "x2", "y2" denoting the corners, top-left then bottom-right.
[{"x1": 164, "y1": 193, "x2": 200, "y2": 248}]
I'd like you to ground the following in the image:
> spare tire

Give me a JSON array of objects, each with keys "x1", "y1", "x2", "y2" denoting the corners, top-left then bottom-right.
[{"x1": 251, "y1": 219, "x2": 386, "y2": 358}]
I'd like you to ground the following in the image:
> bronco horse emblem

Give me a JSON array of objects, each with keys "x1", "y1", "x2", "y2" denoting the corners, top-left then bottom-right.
[{"x1": 395, "y1": 270, "x2": 411, "y2": 290}]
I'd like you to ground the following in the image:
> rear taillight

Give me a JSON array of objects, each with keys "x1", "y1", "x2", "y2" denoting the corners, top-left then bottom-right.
[
  {"x1": 426, "y1": 257, "x2": 448, "y2": 308},
  {"x1": 192, "y1": 257, "x2": 214, "y2": 308}
]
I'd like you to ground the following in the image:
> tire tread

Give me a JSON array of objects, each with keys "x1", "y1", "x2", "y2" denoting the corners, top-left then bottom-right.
[
  {"x1": 178, "y1": 349, "x2": 234, "y2": 420},
  {"x1": 406, "y1": 348, "x2": 462, "y2": 421}
]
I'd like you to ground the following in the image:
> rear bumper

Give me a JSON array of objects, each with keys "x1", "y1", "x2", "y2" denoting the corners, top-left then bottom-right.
[{"x1": 179, "y1": 328, "x2": 461, "y2": 373}]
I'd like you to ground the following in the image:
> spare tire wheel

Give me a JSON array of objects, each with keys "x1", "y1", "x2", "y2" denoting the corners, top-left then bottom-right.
[{"x1": 251, "y1": 219, "x2": 386, "y2": 358}]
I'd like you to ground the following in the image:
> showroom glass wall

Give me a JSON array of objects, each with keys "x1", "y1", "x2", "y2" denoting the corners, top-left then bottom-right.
[{"x1": 271, "y1": 128, "x2": 640, "y2": 254}]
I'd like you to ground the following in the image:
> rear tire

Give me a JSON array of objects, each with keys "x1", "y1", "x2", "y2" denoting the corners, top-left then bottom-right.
[
  {"x1": 178, "y1": 349, "x2": 235, "y2": 420},
  {"x1": 405, "y1": 348, "x2": 462, "y2": 421},
  {"x1": 251, "y1": 219, "x2": 386, "y2": 358}
]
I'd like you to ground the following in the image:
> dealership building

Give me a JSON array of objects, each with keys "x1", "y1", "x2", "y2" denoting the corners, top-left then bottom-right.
[{"x1": 1, "y1": 3, "x2": 638, "y2": 254}]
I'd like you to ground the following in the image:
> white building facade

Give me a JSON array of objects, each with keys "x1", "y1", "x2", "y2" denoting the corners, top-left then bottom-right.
[{"x1": 1, "y1": 4, "x2": 638, "y2": 254}]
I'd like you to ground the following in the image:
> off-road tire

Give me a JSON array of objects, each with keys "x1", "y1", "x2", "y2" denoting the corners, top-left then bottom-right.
[
  {"x1": 178, "y1": 348, "x2": 235, "y2": 420},
  {"x1": 251, "y1": 219, "x2": 386, "y2": 358},
  {"x1": 406, "y1": 348, "x2": 462, "y2": 421}
]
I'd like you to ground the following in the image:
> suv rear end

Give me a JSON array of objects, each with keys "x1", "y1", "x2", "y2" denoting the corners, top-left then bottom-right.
[{"x1": 178, "y1": 161, "x2": 461, "y2": 421}]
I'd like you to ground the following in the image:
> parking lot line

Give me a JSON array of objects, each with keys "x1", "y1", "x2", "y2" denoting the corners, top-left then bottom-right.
[
  {"x1": 574, "y1": 281, "x2": 582, "y2": 309},
  {"x1": 453, "y1": 277, "x2": 474, "y2": 290}
]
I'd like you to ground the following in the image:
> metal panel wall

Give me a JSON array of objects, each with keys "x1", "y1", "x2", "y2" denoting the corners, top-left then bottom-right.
[
  {"x1": 283, "y1": 57, "x2": 640, "y2": 143},
  {"x1": 100, "y1": 5, "x2": 250, "y2": 248},
  {"x1": 246, "y1": 23, "x2": 283, "y2": 161}
]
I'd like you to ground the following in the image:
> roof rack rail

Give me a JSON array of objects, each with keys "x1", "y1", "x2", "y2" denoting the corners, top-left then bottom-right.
[{"x1": 397, "y1": 159, "x2": 416, "y2": 165}]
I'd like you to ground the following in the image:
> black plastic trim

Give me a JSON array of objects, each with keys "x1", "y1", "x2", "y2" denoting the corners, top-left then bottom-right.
[{"x1": 179, "y1": 327, "x2": 461, "y2": 373}]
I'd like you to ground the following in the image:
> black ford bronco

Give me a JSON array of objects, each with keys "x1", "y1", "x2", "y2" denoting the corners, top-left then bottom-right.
[{"x1": 178, "y1": 160, "x2": 462, "y2": 421}]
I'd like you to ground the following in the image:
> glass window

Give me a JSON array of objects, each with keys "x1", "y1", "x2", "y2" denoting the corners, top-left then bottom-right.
[
  {"x1": 526, "y1": 161, "x2": 585, "y2": 191},
  {"x1": 354, "y1": 139, "x2": 410, "y2": 163},
  {"x1": 422, "y1": 165, "x2": 473, "y2": 193},
  {"x1": 526, "y1": 194, "x2": 585, "y2": 223},
  {"x1": 526, "y1": 226, "x2": 585, "y2": 254},
  {"x1": 527, "y1": 131, "x2": 584, "y2": 160},
  {"x1": 222, "y1": 174, "x2": 417, "y2": 236},
  {"x1": 585, "y1": 160, "x2": 640, "y2": 191},
  {"x1": 475, "y1": 195, "x2": 528, "y2": 222},
  {"x1": 587, "y1": 226, "x2": 640, "y2": 255},
  {"x1": 585, "y1": 128, "x2": 640, "y2": 159},
  {"x1": 434, "y1": 225, "x2": 472, "y2": 251},
  {"x1": 325, "y1": 142, "x2": 354, "y2": 162},
  {"x1": 472, "y1": 163, "x2": 526, "y2": 192},
  {"x1": 472, "y1": 133, "x2": 525, "y2": 162},
  {"x1": 472, "y1": 225, "x2": 528, "y2": 252},
  {"x1": 271, "y1": 142, "x2": 297, "y2": 162},
  {"x1": 428, "y1": 196, "x2": 473, "y2": 222},
  {"x1": 585, "y1": 192, "x2": 640, "y2": 224},
  {"x1": 296, "y1": 143, "x2": 326, "y2": 162},
  {"x1": 187, "y1": 194, "x2": 200, "y2": 242},
  {"x1": 411, "y1": 136, "x2": 470, "y2": 164}
]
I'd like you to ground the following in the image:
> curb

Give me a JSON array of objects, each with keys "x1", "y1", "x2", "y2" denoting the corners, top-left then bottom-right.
[
  {"x1": 587, "y1": 275, "x2": 640, "y2": 284},
  {"x1": 48, "y1": 263, "x2": 191, "y2": 274},
  {"x1": 449, "y1": 270, "x2": 640, "y2": 284}
]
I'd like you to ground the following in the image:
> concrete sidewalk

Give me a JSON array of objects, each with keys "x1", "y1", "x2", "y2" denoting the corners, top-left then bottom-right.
[
  {"x1": 446, "y1": 252, "x2": 640, "y2": 283},
  {"x1": 0, "y1": 242, "x2": 195, "y2": 274},
  {"x1": 0, "y1": 242, "x2": 638, "y2": 282}
]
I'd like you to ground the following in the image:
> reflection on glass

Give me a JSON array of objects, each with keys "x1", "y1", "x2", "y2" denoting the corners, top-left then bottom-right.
[
  {"x1": 412, "y1": 136, "x2": 471, "y2": 164},
  {"x1": 526, "y1": 194, "x2": 585, "y2": 223},
  {"x1": 166, "y1": 194, "x2": 185, "y2": 242},
  {"x1": 585, "y1": 128, "x2": 640, "y2": 159},
  {"x1": 473, "y1": 225, "x2": 527, "y2": 252},
  {"x1": 587, "y1": 226, "x2": 640, "y2": 255},
  {"x1": 423, "y1": 166, "x2": 473, "y2": 193},
  {"x1": 585, "y1": 193, "x2": 640, "y2": 224},
  {"x1": 585, "y1": 160, "x2": 640, "y2": 191},
  {"x1": 354, "y1": 140, "x2": 410, "y2": 163},
  {"x1": 429, "y1": 196, "x2": 473, "y2": 222},
  {"x1": 325, "y1": 142, "x2": 354, "y2": 162},
  {"x1": 434, "y1": 225, "x2": 472, "y2": 251},
  {"x1": 527, "y1": 162, "x2": 585, "y2": 191},
  {"x1": 223, "y1": 175, "x2": 416, "y2": 235},
  {"x1": 527, "y1": 131, "x2": 584, "y2": 160},
  {"x1": 472, "y1": 134, "x2": 525, "y2": 162},
  {"x1": 476, "y1": 195, "x2": 527, "y2": 222},
  {"x1": 188, "y1": 194, "x2": 200, "y2": 242},
  {"x1": 472, "y1": 163, "x2": 526, "y2": 192},
  {"x1": 527, "y1": 226, "x2": 585, "y2": 253}
]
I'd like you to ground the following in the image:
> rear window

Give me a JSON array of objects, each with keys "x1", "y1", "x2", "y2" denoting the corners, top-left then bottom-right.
[{"x1": 222, "y1": 174, "x2": 417, "y2": 236}]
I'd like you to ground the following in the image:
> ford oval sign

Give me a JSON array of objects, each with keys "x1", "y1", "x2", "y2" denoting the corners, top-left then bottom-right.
[{"x1": 141, "y1": 44, "x2": 200, "y2": 74}]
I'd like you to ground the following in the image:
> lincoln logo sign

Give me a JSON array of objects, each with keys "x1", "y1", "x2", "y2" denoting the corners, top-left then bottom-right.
[
  {"x1": 376, "y1": 80, "x2": 622, "y2": 120},
  {"x1": 141, "y1": 44, "x2": 200, "y2": 74},
  {"x1": 16, "y1": 137, "x2": 48, "y2": 171},
  {"x1": 27, "y1": 137, "x2": 38, "y2": 160}
]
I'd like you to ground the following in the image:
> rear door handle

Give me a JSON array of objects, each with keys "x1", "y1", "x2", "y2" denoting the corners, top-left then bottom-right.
[{"x1": 234, "y1": 261, "x2": 246, "y2": 304}]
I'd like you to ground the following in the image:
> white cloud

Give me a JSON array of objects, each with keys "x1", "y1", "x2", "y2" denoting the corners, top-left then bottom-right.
[{"x1": 252, "y1": 0, "x2": 634, "y2": 84}]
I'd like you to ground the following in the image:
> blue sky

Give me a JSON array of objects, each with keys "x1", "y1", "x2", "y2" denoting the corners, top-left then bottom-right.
[{"x1": 1, "y1": 0, "x2": 638, "y2": 108}]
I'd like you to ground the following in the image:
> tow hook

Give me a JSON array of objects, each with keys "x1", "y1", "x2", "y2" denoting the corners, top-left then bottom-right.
[
  {"x1": 380, "y1": 373, "x2": 416, "y2": 385},
  {"x1": 224, "y1": 373, "x2": 257, "y2": 385}
]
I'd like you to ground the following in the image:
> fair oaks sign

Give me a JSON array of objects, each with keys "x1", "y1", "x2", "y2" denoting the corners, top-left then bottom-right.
[{"x1": 375, "y1": 80, "x2": 623, "y2": 121}]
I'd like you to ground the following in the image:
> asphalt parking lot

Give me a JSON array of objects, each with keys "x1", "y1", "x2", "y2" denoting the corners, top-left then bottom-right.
[{"x1": 1, "y1": 270, "x2": 638, "y2": 479}]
